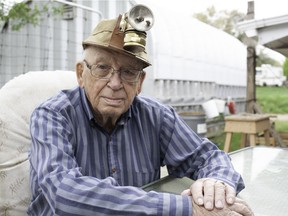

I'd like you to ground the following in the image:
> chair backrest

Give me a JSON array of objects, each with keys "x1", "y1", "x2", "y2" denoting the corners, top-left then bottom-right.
[{"x1": 0, "y1": 71, "x2": 77, "y2": 215}]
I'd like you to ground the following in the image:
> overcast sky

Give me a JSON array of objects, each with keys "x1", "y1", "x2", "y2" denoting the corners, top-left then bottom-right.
[
  {"x1": 166, "y1": 0, "x2": 288, "y2": 19},
  {"x1": 140, "y1": 0, "x2": 288, "y2": 19},
  {"x1": 140, "y1": 0, "x2": 287, "y2": 62}
]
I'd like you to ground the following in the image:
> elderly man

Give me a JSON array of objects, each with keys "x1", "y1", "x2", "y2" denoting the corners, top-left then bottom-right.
[{"x1": 28, "y1": 7, "x2": 253, "y2": 216}]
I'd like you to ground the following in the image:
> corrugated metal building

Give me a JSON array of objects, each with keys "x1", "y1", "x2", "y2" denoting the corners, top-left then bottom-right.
[
  {"x1": 0, "y1": 0, "x2": 131, "y2": 85},
  {"x1": 0, "y1": 0, "x2": 247, "y2": 114}
]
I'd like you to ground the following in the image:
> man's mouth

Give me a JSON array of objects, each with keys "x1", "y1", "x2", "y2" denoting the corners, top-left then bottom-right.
[{"x1": 102, "y1": 97, "x2": 124, "y2": 106}]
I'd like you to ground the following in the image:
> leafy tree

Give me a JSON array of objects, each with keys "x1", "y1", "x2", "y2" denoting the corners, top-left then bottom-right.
[
  {"x1": 193, "y1": 6, "x2": 246, "y2": 41},
  {"x1": 256, "y1": 48, "x2": 282, "y2": 67},
  {"x1": 0, "y1": 1, "x2": 64, "y2": 31}
]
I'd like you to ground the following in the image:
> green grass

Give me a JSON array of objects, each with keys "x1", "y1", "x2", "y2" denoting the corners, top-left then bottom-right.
[
  {"x1": 210, "y1": 133, "x2": 242, "y2": 152},
  {"x1": 275, "y1": 121, "x2": 288, "y2": 132},
  {"x1": 257, "y1": 86, "x2": 288, "y2": 134},
  {"x1": 256, "y1": 86, "x2": 288, "y2": 113}
]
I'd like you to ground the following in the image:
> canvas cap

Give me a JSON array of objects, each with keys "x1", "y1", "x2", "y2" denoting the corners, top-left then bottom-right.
[{"x1": 82, "y1": 15, "x2": 151, "y2": 68}]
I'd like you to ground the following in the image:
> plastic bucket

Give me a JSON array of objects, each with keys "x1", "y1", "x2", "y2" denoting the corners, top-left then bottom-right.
[
  {"x1": 179, "y1": 112, "x2": 207, "y2": 137},
  {"x1": 201, "y1": 100, "x2": 219, "y2": 119},
  {"x1": 214, "y1": 99, "x2": 226, "y2": 113}
]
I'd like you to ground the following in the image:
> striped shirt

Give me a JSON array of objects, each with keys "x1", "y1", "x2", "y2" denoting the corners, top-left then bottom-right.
[{"x1": 28, "y1": 87, "x2": 244, "y2": 215}]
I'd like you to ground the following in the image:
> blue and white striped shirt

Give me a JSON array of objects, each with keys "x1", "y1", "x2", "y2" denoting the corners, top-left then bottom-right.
[{"x1": 28, "y1": 87, "x2": 244, "y2": 215}]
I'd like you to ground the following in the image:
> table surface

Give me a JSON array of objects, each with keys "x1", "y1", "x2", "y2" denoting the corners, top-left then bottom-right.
[
  {"x1": 229, "y1": 146, "x2": 288, "y2": 216},
  {"x1": 142, "y1": 146, "x2": 288, "y2": 216},
  {"x1": 225, "y1": 113, "x2": 271, "y2": 121}
]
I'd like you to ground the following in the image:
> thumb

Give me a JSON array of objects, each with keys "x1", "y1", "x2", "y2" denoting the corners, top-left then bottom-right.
[{"x1": 181, "y1": 189, "x2": 191, "y2": 196}]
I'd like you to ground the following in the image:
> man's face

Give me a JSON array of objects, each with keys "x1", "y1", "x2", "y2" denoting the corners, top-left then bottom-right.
[{"x1": 76, "y1": 47, "x2": 145, "y2": 124}]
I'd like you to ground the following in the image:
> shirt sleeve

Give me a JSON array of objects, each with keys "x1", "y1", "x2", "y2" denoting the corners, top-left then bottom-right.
[
  {"x1": 29, "y1": 106, "x2": 193, "y2": 216},
  {"x1": 159, "y1": 107, "x2": 245, "y2": 193}
]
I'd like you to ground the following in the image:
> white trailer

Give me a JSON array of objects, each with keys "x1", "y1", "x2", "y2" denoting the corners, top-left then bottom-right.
[{"x1": 256, "y1": 64, "x2": 286, "y2": 86}]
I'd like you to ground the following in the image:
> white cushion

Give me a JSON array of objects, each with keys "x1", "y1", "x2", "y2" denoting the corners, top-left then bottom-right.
[{"x1": 0, "y1": 71, "x2": 77, "y2": 215}]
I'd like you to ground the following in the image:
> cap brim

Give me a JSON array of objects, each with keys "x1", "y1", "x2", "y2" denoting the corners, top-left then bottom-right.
[{"x1": 82, "y1": 40, "x2": 151, "y2": 68}]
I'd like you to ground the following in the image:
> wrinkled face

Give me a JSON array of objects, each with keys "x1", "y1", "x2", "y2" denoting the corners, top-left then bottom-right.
[{"x1": 76, "y1": 46, "x2": 146, "y2": 124}]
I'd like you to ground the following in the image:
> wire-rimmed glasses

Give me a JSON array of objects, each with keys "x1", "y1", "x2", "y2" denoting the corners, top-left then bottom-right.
[{"x1": 83, "y1": 60, "x2": 143, "y2": 83}]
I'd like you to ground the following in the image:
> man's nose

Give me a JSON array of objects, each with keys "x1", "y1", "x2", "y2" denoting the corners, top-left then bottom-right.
[{"x1": 107, "y1": 71, "x2": 123, "y2": 89}]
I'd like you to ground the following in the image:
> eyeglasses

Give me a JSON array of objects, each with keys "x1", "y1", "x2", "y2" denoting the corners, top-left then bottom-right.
[{"x1": 83, "y1": 60, "x2": 143, "y2": 83}]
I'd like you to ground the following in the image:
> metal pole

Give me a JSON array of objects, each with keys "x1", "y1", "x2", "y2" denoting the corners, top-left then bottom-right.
[{"x1": 52, "y1": 0, "x2": 103, "y2": 19}]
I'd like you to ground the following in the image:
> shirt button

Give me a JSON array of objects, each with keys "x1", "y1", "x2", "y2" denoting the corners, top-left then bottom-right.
[{"x1": 112, "y1": 168, "x2": 117, "y2": 173}]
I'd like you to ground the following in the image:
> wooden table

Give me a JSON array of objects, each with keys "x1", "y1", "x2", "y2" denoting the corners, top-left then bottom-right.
[{"x1": 224, "y1": 113, "x2": 271, "y2": 152}]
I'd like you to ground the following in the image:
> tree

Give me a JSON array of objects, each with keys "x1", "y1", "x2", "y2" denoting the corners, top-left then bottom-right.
[
  {"x1": 193, "y1": 6, "x2": 282, "y2": 67},
  {"x1": 0, "y1": 1, "x2": 63, "y2": 31},
  {"x1": 256, "y1": 48, "x2": 282, "y2": 67},
  {"x1": 193, "y1": 6, "x2": 246, "y2": 41}
]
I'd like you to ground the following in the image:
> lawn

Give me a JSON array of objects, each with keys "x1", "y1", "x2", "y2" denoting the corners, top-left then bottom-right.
[
  {"x1": 275, "y1": 121, "x2": 288, "y2": 132},
  {"x1": 257, "y1": 86, "x2": 288, "y2": 133},
  {"x1": 210, "y1": 86, "x2": 288, "y2": 151},
  {"x1": 256, "y1": 86, "x2": 288, "y2": 113}
]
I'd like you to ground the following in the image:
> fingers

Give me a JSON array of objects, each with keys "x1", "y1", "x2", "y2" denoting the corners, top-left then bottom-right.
[
  {"x1": 229, "y1": 203, "x2": 254, "y2": 216},
  {"x1": 214, "y1": 181, "x2": 226, "y2": 209},
  {"x1": 230, "y1": 198, "x2": 254, "y2": 216},
  {"x1": 226, "y1": 184, "x2": 236, "y2": 204},
  {"x1": 192, "y1": 197, "x2": 246, "y2": 216},
  {"x1": 191, "y1": 178, "x2": 223, "y2": 210},
  {"x1": 191, "y1": 179, "x2": 205, "y2": 206},
  {"x1": 191, "y1": 178, "x2": 237, "y2": 211},
  {"x1": 203, "y1": 179, "x2": 215, "y2": 210},
  {"x1": 184, "y1": 179, "x2": 254, "y2": 216},
  {"x1": 227, "y1": 212, "x2": 242, "y2": 216}
]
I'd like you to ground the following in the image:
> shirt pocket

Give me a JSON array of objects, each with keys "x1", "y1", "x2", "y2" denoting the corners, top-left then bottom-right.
[{"x1": 130, "y1": 161, "x2": 160, "y2": 186}]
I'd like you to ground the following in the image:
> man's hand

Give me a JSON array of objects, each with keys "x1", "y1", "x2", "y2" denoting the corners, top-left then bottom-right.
[
  {"x1": 191, "y1": 197, "x2": 254, "y2": 216},
  {"x1": 181, "y1": 178, "x2": 254, "y2": 215},
  {"x1": 181, "y1": 178, "x2": 236, "y2": 210}
]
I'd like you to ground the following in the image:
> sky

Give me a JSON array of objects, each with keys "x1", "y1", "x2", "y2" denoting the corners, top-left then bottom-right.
[
  {"x1": 141, "y1": 0, "x2": 288, "y2": 62},
  {"x1": 192, "y1": 0, "x2": 288, "y2": 62},
  {"x1": 170, "y1": 0, "x2": 247, "y2": 15},
  {"x1": 176, "y1": 0, "x2": 288, "y2": 19}
]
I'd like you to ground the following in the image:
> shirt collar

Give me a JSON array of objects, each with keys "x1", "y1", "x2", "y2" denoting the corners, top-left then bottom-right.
[
  {"x1": 118, "y1": 106, "x2": 131, "y2": 125},
  {"x1": 79, "y1": 87, "x2": 94, "y2": 123}
]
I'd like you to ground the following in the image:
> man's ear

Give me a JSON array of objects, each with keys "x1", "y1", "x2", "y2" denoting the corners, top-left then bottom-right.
[
  {"x1": 76, "y1": 61, "x2": 84, "y2": 87},
  {"x1": 137, "y1": 71, "x2": 146, "y2": 94}
]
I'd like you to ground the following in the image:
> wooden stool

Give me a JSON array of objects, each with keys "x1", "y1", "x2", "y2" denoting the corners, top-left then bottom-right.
[{"x1": 224, "y1": 113, "x2": 271, "y2": 152}]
